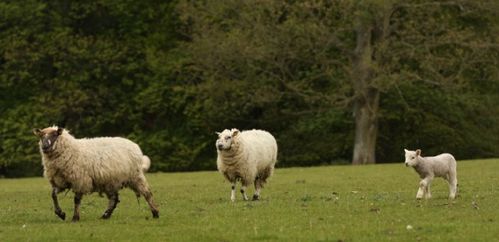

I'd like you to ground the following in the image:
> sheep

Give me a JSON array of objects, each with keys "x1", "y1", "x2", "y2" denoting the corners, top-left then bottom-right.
[
  {"x1": 404, "y1": 149, "x2": 458, "y2": 199},
  {"x1": 33, "y1": 126, "x2": 159, "y2": 222},
  {"x1": 216, "y1": 128, "x2": 278, "y2": 201}
]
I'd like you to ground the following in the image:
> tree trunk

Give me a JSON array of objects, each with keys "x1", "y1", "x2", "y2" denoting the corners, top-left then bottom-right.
[
  {"x1": 352, "y1": 88, "x2": 379, "y2": 165},
  {"x1": 351, "y1": 17, "x2": 380, "y2": 165}
]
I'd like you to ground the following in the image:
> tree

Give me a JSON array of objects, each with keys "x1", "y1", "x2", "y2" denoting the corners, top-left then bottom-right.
[
  {"x1": 351, "y1": 0, "x2": 499, "y2": 163},
  {"x1": 177, "y1": 0, "x2": 499, "y2": 164},
  {"x1": 1, "y1": 0, "x2": 498, "y2": 177},
  {"x1": 0, "y1": 0, "x2": 181, "y2": 176}
]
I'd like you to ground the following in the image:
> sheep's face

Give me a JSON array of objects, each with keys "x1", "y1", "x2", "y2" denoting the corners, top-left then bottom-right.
[
  {"x1": 404, "y1": 149, "x2": 421, "y2": 167},
  {"x1": 216, "y1": 129, "x2": 240, "y2": 151},
  {"x1": 33, "y1": 127, "x2": 63, "y2": 154}
]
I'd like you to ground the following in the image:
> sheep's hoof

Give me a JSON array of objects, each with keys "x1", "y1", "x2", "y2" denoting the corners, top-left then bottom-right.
[
  {"x1": 152, "y1": 210, "x2": 159, "y2": 219},
  {"x1": 252, "y1": 195, "x2": 260, "y2": 201},
  {"x1": 101, "y1": 213, "x2": 112, "y2": 219},
  {"x1": 56, "y1": 211, "x2": 66, "y2": 220},
  {"x1": 71, "y1": 216, "x2": 80, "y2": 223}
]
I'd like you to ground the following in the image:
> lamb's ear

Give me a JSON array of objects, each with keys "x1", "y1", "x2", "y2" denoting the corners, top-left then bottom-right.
[
  {"x1": 415, "y1": 149, "x2": 421, "y2": 156},
  {"x1": 404, "y1": 148, "x2": 409, "y2": 153},
  {"x1": 232, "y1": 129, "x2": 240, "y2": 137},
  {"x1": 215, "y1": 132, "x2": 221, "y2": 136},
  {"x1": 33, "y1": 128, "x2": 42, "y2": 137},
  {"x1": 56, "y1": 127, "x2": 64, "y2": 135}
]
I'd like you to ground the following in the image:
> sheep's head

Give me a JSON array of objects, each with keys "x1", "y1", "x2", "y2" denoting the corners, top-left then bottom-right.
[
  {"x1": 33, "y1": 126, "x2": 64, "y2": 154},
  {"x1": 404, "y1": 149, "x2": 421, "y2": 167},
  {"x1": 215, "y1": 128, "x2": 240, "y2": 151}
]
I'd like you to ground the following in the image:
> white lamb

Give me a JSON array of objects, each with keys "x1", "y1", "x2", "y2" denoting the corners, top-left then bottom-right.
[
  {"x1": 216, "y1": 128, "x2": 278, "y2": 201},
  {"x1": 404, "y1": 149, "x2": 458, "y2": 199},
  {"x1": 33, "y1": 126, "x2": 159, "y2": 222}
]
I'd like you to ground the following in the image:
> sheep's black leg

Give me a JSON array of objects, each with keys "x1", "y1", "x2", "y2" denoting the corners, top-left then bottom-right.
[
  {"x1": 143, "y1": 189, "x2": 159, "y2": 218},
  {"x1": 102, "y1": 192, "x2": 120, "y2": 219},
  {"x1": 132, "y1": 177, "x2": 159, "y2": 218},
  {"x1": 51, "y1": 187, "x2": 66, "y2": 220},
  {"x1": 72, "y1": 192, "x2": 83, "y2": 222}
]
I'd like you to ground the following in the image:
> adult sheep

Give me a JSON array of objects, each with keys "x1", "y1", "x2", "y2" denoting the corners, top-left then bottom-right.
[
  {"x1": 33, "y1": 126, "x2": 159, "y2": 222},
  {"x1": 404, "y1": 149, "x2": 458, "y2": 199},
  {"x1": 216, "y1": 128, "x2": 277, "y2": 201}
]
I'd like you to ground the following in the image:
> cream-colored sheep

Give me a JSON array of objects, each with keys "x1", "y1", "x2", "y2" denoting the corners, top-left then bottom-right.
[
  {"x1": 33, "y1": 126, "x2": 159, "y2": 222},
  {"x1": 404, "y1": 149, "x2": 458, "y2": 199},
  {"x1": 216, "y1": 128, "x2": 277, "y2": 201}
]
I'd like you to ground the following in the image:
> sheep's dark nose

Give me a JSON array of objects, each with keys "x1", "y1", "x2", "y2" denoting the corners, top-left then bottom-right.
[
  {"x1": 217, "y1": 144, "x2": 224, "y2": 150},
  {"x1": 405, "y1": 163, "x2": 409, "y2": 167},
  {"x1": 41, "y1": 139, "x2": 52, "y2": 152}
]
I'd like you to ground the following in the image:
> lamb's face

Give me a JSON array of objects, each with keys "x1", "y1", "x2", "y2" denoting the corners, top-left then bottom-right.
[
  {"x1": 404, "y1": 149, "x2": 421, "y2": 167},
  {"x1": 33, "y1": 127, "x2": 63, "y2": 154},
  {"x1": 216, "y1": 129, "x2": 240, "y2": 151}
]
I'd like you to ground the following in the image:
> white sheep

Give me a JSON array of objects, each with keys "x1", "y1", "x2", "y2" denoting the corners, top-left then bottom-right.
[
  {"x1": 216, "y1": 128, "x2": 277, "y2": 201},
  {"x1": 404, "y1": 149, "x2": 458, "y2": 199},
  {"x1": 33, "y1": 126, "x2": 159, "y2": 221}
]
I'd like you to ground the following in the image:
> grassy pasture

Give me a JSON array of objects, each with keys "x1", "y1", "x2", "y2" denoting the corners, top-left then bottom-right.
[{"x1": 0, "y1": 159, "x2": 498, "y2": 241}]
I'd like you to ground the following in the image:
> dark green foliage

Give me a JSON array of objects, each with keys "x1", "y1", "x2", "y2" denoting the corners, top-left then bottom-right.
[
  {"x1": 0, "y1": 0, "x2": 182, "y2": 176},
  {"x1": 1, "y1": 0, "x2": 498, "y2": 177},
  {"x1": 379, "y1": 81, "x2": 499, "y2": 162}
]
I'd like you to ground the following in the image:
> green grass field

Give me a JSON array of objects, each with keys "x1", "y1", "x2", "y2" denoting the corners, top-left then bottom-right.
[{"x1": 1, "y1": 159, "x2": 498, "y2": 242}]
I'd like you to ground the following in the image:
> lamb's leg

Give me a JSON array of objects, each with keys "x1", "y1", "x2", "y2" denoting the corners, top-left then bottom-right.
[
  {"x1": 425, "y1": 181, "x2": 432, "y2": 199},
  {"x1": 102, "y1": 192, "x2": 120, "y2": 219},
  {"x1": 132, "y1": 176, "x2": 159, "y2": 218},
  {"x1": 51, "y1": 187, "x2": 66, "y2": 220},
  {"x1": 416, "y1": 178, "x2": 428, "y2": 199},
  {"x1": 230, "y1": 181, "x2": 236, "y2": 202},
  {"x1": 72, "y1": 192, "x2": 83, "y2": 222},
  {"x1": 448, "y1": 173, "x2": 458, "y2": 199},
  {"x1": 417, "y1": 176, "x2": 433, "y2": 199},
  {"x1": 416, "y1": 181, "x2": 425, "y2": 199}
]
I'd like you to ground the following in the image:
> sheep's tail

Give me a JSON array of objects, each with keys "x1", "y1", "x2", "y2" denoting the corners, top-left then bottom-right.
[{"x1": 142, "y1": 155, "x2": 151, "y2": 172}]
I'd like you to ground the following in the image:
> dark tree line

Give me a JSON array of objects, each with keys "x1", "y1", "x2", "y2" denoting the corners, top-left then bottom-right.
[{"x1": 1, "y1": 0, "x2": 498, "y2": 177}]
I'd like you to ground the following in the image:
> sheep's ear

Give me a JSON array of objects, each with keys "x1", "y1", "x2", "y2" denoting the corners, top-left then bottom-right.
[
  {"x1": 232, "y1": 129, "x2": 240, "y2": 137},
  {"x1": 404, "y1": 148, "x2": 409, "y2": 153},
  {"x1": 56, "y1": 127, "x2": 64, "y2": 135},
  {"x1": 33, "y1": 128, "x2": 42, "y2": 137},
  {"x1": 415, "y1": 149, "x2": 421, "y2": 156},
  {"x1": 215, "y1": 132, "x2": 221, "y2": 136}
]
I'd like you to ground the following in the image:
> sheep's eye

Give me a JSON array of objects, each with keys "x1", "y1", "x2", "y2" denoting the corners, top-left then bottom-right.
[
  {"x1": 225, "y1": 136, "x2": 231, "y2": 140},
  {"x1": 411, "y1": 157, "x2": 415, "y2": 160}
]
